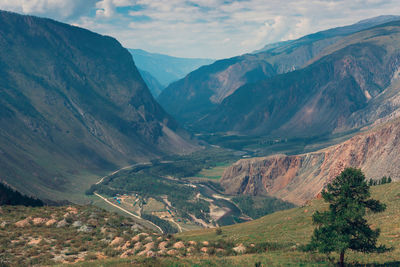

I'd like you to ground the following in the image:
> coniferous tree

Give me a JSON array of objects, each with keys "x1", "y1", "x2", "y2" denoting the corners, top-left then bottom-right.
[
  {"x1": 0, "y1": 183, "x2": 43, "y2": 207},
  {"x1": 368, "y1": 179, "x2": 373, "y2": 186},
  {"x1": 305, "y1": 168, "x2": 388, "y2": 267}
]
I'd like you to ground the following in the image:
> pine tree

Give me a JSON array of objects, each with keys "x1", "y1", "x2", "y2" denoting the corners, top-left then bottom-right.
[
  {"x1": 368, "y1": 179, "x2": 373, "y2": 186},
  {"x1": 305, "y1": 168, "x2": 388, "y2": 267}
]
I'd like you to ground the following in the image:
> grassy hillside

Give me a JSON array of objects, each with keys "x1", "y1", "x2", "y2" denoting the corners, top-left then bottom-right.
[
  {"x1": 176, "y1": 182, "x2": 400, "y2": 265},
  {"x1": 62, "y1": 182, "x2": 400, "y2": 266}
]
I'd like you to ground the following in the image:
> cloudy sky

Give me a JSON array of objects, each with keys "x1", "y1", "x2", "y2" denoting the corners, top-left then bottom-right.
[{"x1": 0, "y1": 0, "x2": 399, "y2": 59}]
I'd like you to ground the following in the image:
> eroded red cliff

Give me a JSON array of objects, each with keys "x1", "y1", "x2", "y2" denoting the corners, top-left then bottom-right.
[{"x1": 221, "y1": 119, "x2": 400, "y2": 205}]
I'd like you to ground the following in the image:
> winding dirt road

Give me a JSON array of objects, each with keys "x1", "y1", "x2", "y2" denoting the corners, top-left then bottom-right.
[
  {"x1": 92, "y1": 162, "x2": 164, "y2": 234},
  {"x1": 94, "y1": 192, "x2": 164, "y2": 234}
]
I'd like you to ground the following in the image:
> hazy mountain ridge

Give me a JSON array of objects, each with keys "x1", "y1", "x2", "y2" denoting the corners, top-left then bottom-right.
[
  {"x1": 129, "y1": 48, "x2": 214, "y2": 87},
  {"x1": 185, "y1": 20, "x2": 400, "y2": 138},
  {"x1": 0, "y1": 10, "x2": 197, "y2": 200},
  {"x1": 158, "y1": 56, "x2": 276, "y2": 124},
  {"x1": 158, "y1": 16, "x2": 400, "y2": 131},
  {"x1": 138, "y1": 68, "x2": 164, "y2": 97}
]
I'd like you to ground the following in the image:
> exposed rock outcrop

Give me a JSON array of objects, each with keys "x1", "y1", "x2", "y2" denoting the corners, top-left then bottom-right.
[{"x1": 221, "y1": 119, "x2": 400, "y2": 205}]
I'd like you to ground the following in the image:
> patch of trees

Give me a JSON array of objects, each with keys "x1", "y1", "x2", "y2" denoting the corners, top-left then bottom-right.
[
  {"x1": 232, "y1": 195, "x2": 295, "y2": 219},
  {"x1": 368, "y1": 176, "x2": 392, "y2": 186},
  {"x1": 141, "y1": 213, "x2": 178, "y2": 234},
  {"x1": 0, "y1": 183, "x2": 43, "y2": 207},
  {"x1": 169, "y1": 197, "x2": 210, "y2": 222},
  {"x1": 89, "y1": 169, "x2": 212, "y2": 222},
  {"x1": 158, "y1": 148, "x2": 238, "y2": 178}
]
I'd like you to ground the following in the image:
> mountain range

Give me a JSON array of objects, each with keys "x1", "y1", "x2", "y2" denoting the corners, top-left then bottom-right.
[
  {"x1": 128, "y1": 49, "x2": 214, "y2": 95},
  {"x1": 0, "y1": 11, "x2": 197, "y2": 201},
  {"x1": 158, "y1": 16, "x2": 400, "y2": 138}
]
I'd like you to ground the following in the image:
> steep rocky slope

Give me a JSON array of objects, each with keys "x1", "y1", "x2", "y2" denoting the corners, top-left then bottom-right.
[
  {"x1": 158, "y1": 56, "x2": 276, "y2": 123},
  {"x1": 138, "y1": 69, "x2": 164, "y2": 97},
  {"x1": 220, "y1": 119, "x2": 400, "y2": 205},
  {"x1": 0, "y1": 11, "x2": 197, "y2": 200},
  {"x1": 158, "y1": 16, "x2": 400, "y2": 126},
  {"x1": 195, "y1": 20, "x2": 400, "y2": 137}
]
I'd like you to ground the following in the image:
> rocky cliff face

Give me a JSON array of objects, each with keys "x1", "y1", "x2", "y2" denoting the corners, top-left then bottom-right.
[
  {"x1": 0, "y1": 11, "x2": 197, "y2": 200},
  {"x1": 221, "y1": 119, "x2": 400, "y2": 205}
]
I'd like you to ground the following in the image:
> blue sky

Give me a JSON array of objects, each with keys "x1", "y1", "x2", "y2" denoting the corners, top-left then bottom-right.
[{"x1": 1, "y1": 0, "x2": 400, "y2": 59}]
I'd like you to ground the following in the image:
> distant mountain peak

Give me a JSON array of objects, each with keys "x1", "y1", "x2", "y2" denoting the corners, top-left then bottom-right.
[
  {"x1": 129, "y1": 48, "x2": 214, "y2": 86},
  {"x1": 355, "y1": 15, "x2": 400, "y2": 25}
]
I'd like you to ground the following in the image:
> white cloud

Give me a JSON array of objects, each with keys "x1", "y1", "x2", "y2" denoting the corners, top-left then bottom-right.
[
  {"x1": 0, "y1": 0, "x2": 97, "y2": 19},
  {"x1": 1, "y1": 0, "x2": 400, "y2": 58}
]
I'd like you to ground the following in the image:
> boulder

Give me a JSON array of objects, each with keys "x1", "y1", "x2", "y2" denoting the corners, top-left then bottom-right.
[
  {"x1": 143, "y1": 242, "x2": 154, "y2": 251},
  {"x1": 133, "y1": 242, "x2": 142, "y2": 251},
  {"x1": 132, "y1": 233, "x2": 148, "y2": 242},
  {"x1": 32, "y1": 218, "x2": 46, "y2": 225},
  {"x1": 72, "y1": 221, "x2": 83, "y2": 227},
  {"x1": 15, "y1": 218, "x2": 30, "y2": 227},
  {"x1": 137, "y1": 243, "x2": 154, "y2": 257},
  {"x1": 137, "y1": 249, "x2": 147, "y2": 256},
  {"x1": 158, "y1": 241, "x2": 168, "y2": 250},
  {"x1": 146, "y1": 250, "x2": 155, "y2": 257},
  {"x1": 200, "y1": 247, "x2": 208, "y2": 253},
  {"x1": 173, "y1": 241, "x2": 185, "y2": 249},
  {"x1": 28, "y1": 238, "x2": 42, "y2": 245},
  {"x1": 233, "y1": 243, "x2": 246, "y2": 254},
  {"x1": 78, "y1": 225, "x2": 92, "y2": 233},
  {"x1": 66, "y1": 206, "x2": 78, "y2": 214},
  {"x1": 121, "y1": 241, "x2": 131, "y2": 250},
  {"x1": 56, "y1": 219, "x2": 68, "y2": 228},
  {"x1": 166, "y1": 249, "x2": 178, "y2": 256},
  {"x1": 187, "y1": 247, "x2": 195, "y2": 253},
  {"x1": 110, "y1": 237, "x2": 124, "y2": 247},
  {"x1": 45, "y1": 219, "x2": 57, "y2": 226},
  {"x1": 188, "y1": 240, "x2": 197, "y2": 246},
  {"x1": 120, "y1": 249, "x2": 135, "y2": 258}
]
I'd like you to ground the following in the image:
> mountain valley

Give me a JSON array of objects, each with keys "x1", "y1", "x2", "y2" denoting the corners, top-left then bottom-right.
[{"x1": 1, "y1": 8, "x2": 400, "y2": 267}]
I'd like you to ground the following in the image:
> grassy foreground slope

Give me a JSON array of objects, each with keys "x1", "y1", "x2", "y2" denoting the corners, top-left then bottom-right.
[
  {"x1": 70, "y1": 182, "x2": 400, "y2": 266},
  {"x1": 178, "y1": 182, "x2": 400, "y2": 265}
]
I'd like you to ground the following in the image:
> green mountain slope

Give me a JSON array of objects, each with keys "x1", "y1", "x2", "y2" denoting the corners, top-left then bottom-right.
[
  {"x1": 175, "y1": 182, "x2": 400, "y2": 266},
  {"x1": 0, "y1": 11, "x2": 197, "y2": 201}
]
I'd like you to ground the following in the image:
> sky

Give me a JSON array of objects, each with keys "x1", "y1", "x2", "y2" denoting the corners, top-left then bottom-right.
[{"x1": 0, "y1": 0, "x2": 400, "y2": 59}]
